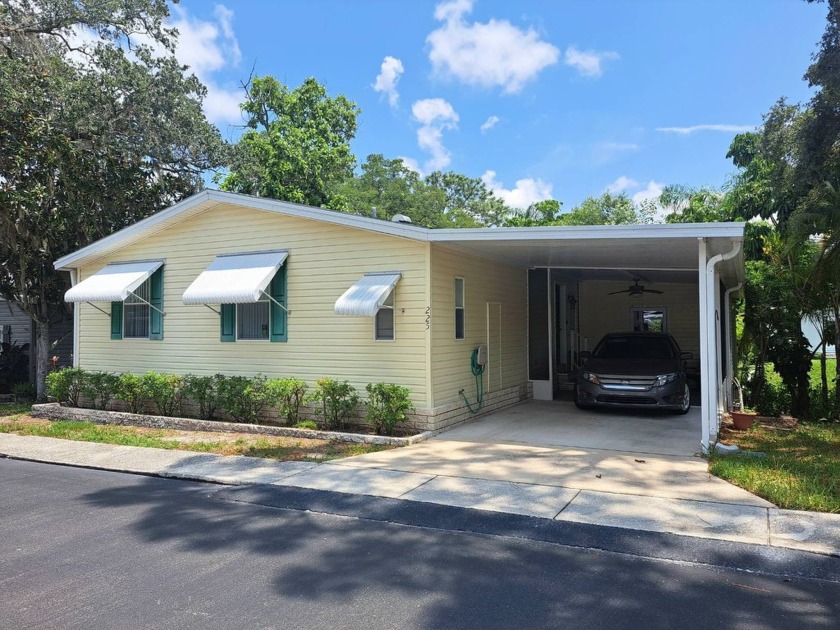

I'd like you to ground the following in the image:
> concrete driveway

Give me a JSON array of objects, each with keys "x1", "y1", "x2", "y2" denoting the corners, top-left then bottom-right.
[
  {"x1": 439, "y1": 400, "x2": 701, "y2": 457},
  {"x1": 333, "y1": 401, "x2": 769, "y2": 507}
]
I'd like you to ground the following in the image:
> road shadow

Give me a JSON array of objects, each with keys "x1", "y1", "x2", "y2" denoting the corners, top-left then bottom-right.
[{"x1": 76, "y1": 474, "x2": 840, "y2": 629}]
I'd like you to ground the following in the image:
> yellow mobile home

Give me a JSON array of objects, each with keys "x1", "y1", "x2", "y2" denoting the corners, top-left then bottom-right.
[{"x1": 57, "y1": 190, "x2": 744, "y2": 448}]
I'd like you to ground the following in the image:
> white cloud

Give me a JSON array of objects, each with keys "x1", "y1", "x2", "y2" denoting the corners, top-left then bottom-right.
[
  {"x1": 373, "y1": 56, "x2": 404, "y2": 107},
  {"x1": 564, "y1": 46, "x2": 619, "y2": 78},
  {"x1": 409, "y1": 98, "x2": 460, "y2": 173},
  {"x1": 399, "y1": 156, "x2": 423, "y2": 175},
  {"x1": 604, "y1": 177, "x2": 667, "y2": 219},
  {"x1": 480, "y1": 115, "x2": 500, "y2": 133},
  {"x1": 427, "y1": 0, "x2": 560, "y2": 94},
  {"x1": 170, "y1": 4, "x2": 243, "y2": 125},
  {"x1": 481, "y1": 170, "x2": 553, "y2": 209},
  {"x1": 632, "y1": 180, "x2": 665, "y2": 204},
  {"x1": 656, "y1": 124, "x2": 755, "y2": 135},
  {"x1": 592, "y1": 141, "x2": 640, "y2": 165},
  {"x1": 606, "y1": 175, "x2": 639, "y2": 194}
]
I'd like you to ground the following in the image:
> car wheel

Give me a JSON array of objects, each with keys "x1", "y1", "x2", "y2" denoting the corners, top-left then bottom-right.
[{"x1": 676, "y1": 384, "x2": 690, "y2": 415}]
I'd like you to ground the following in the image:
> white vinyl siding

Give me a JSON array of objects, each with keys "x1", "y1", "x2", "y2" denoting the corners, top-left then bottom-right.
[
  {"x1": 75, "y1": 203, "x2": 429, "y2": 406},
  {"x1": 430, "y1": 246, "x2": 527, "y2": 407},
  {"x1": 579, "y1": 281, "x2": 699, "y2": 355}
]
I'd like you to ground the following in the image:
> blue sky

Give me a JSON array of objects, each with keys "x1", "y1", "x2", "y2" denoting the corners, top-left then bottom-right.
[{"x1": 172, "y1": 0, "x2": 826, "y2": 210}]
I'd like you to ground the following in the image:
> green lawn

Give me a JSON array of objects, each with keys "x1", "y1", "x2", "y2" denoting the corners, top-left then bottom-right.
[
  {"x1": 0, "y1": 412, "x2": 391, "y2": 462},
  {"x1": 710, "y1": 421, "x2": 840, "y2": 513},
  {"x1": 764, "y1": 357, "x2": 837, "y2": 389}
]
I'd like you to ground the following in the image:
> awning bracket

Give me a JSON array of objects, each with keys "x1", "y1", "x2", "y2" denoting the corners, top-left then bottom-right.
[
  {"x1": 260, "y1": 290, "x2": 291, "y2": 315},
  {"x1": 126, "y1": 291, "x2": 165, "y2": 317},
  {"x1": 203, "y1": 304, "x2": 221, "y2": 316},
  {"x1": 85, "y1": 302, "x2": 112, "y2": 318}
]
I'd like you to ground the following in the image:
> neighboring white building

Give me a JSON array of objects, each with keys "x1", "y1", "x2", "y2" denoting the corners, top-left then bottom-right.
[{"x1": 803, "y1": 316, "x2": 837, "y2": 358}]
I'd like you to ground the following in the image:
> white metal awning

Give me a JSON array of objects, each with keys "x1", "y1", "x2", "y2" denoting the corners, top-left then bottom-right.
[
  {"x1": 182, "y1": 251, "x2": 288, "y2": 305},
  {"x1": 64, "y1": 260, "x2": 163, "y2": 303},
  {"x1": 335, "y1": 272, "x2": 401, "y2": 317}
]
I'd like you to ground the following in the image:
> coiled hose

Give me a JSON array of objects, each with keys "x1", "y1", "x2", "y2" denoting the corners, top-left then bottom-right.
[{"x1": 460, "y1": 348, "x2": 485, "y2": 413}]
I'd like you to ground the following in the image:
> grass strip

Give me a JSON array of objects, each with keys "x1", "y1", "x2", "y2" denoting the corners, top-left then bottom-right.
[
  {"x1": 710, "y1": 422, "x2": 840, "y2": 513},
  {"x1": 0, "y1": 415, "x2": 389, "y2": 462}
]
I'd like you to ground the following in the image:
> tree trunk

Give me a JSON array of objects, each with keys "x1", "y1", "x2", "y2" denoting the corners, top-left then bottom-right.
[
  {"x1": 819, "y1": 346, "x2": 828, "y2": 410},
  {"x1": 34, "y1": 317, "x2": 50, "y2": 402},
  {"x1": 792, "y1": 376, "x2": 810, "y2": 419}
]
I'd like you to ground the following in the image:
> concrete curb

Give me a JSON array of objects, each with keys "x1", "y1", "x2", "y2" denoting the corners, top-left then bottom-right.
[
  {"x1": 2, "y1": 433, "x2": 839, "y2": 557},
  {"x1": 30, "y1": 403, "x2": 438, "y2": 446}
]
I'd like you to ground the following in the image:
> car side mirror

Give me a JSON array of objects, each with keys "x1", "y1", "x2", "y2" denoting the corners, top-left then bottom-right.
[
  {"x1": 680, "y1": 352, "x2": 693, "y2": 360},
  {"x1": 579, "y1": 351, "x2": 591, "y2": 360}
]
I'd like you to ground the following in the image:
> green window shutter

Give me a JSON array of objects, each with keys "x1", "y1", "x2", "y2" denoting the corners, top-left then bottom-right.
[
  {"x1": 110, "y1": 302, "x2": 123, "y2": 339},
  {"x1": 220, "y1": 304, "x2": 236, "y2": 342},
  {"x1": 149, "y1": 267, "x2": 164, "y2": 340},
  {"x1": 269, "y1": 265, "x2": 287, "y2": 342}
]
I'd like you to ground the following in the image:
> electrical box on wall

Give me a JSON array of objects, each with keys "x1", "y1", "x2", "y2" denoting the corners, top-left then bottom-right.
[{"x1": 475, "y1": 345, "x2": 488, "y2": 366}]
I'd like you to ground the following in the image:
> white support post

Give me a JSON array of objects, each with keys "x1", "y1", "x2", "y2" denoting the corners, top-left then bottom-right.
[
  {"x1": 700, "y1": 238, "x2": 742, "y2": 453},
  {"x1": 698, "y1": 239, "x2": 711, "y2": 453}
]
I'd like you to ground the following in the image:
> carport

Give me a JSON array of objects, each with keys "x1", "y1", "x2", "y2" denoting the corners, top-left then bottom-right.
[{"x1": 430, "y1": 222, "x2": 745, "y2": 452}]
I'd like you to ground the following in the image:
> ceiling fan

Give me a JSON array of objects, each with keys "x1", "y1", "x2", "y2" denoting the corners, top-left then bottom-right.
[{"x1": 608, "y1": 279, "x2": 663, "y2": 297}]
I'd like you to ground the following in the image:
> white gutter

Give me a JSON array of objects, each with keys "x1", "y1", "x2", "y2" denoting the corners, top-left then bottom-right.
[
  {"x1": 723, "y1": 282, "x2": 743, "y2": 412},
  {"x1": 700, "y1": 238, "x2": 742, "y2": 452}
]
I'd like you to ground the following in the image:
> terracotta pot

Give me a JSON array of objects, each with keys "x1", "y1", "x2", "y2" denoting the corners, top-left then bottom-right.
[{"x1": 730, "y1": 410, "x2": 757, "y2": 430}]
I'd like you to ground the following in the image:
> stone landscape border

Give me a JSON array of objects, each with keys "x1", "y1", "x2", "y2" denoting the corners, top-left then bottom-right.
[{"x1": 30, "y1": 403, "x2": 438, "y2": 446}]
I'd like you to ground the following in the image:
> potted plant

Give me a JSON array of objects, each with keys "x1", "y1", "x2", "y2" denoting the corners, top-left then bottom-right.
[{"x1": 730, "y1": 378, "x2": 757, "y2": 430}]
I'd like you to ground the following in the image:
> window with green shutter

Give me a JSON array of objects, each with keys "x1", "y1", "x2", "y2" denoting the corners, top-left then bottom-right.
[
  {"x1": 220, "y1": 304, "x2": 236, "y2": 342},
  {"x1": 110, "y1": 302, "x2": 123, "y2": 340},
  {"x1": 111, "y1": 267, "x2": 164, "y2": 341},
  {"x1": 269, "y1": 265, "x2": 287, "y2": 342},
  {"x1": 220, "y1": 266, "x2": 287, "y2": 342}
]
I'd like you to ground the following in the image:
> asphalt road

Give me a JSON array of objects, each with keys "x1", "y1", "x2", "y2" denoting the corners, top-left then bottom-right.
[{"x1": 2, "y1": 458, "x2": 839, "y2": 630}]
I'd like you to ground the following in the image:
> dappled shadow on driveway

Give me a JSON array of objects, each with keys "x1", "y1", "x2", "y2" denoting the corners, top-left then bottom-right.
[{"x1": 77, "y1": 476, "x2": 840, "y2": 629}]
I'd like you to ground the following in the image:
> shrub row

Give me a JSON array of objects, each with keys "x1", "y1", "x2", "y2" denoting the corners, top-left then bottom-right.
[{"x1": 45, "y1": 368, "x2": 413, "y2": 435}]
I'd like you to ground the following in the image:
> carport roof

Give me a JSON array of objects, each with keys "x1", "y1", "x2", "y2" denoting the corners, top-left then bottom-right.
[
  {"x1": 429, "y1": 223, "x2": 744, "y2": 280},
  {"x1": 54, "y1": 190, "x2": 744, "y2": 286}
]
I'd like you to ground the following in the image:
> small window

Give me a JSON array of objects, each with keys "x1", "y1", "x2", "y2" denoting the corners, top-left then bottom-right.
[
  {"x1": 455, "y1": 277, "x2": 465, "y2": 340},
  {"x1": 220, "y1": 266, "x2": 286, "y2": 343},
  {"x1": 123, "y1": 278, "x2": 151, "y2": 338},
  {"x1": 631, "y1": 307, "x2": 667, "y2": 333},
  {"x1": 375, "y1": 291, "x2": 395, "y2": 341},
  {"x1": 237, "y1": 300, "x2": 270, "y2": 340}
]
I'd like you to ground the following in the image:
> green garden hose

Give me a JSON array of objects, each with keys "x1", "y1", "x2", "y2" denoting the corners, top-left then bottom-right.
[{"x1": 460, "y1": 348, "x2": 485, "y2": 413}]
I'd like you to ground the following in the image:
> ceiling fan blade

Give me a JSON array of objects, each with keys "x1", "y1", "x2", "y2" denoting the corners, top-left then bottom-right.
[
  {"x1": 608, "y1": 289, "x2": 629, "y2": 295},
  {"x1": 643, "y1": 289, "x2": 664, "y2": 294}
]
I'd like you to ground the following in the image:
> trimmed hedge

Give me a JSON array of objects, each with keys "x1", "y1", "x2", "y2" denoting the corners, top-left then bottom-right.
[{"x1": 45, "y1": 368, "x2": 411, "y2": 434}]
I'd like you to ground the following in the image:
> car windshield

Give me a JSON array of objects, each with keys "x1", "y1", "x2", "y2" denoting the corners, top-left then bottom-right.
[{"x1": 594, "y1": 336, "x2": 675, "y2": 360}]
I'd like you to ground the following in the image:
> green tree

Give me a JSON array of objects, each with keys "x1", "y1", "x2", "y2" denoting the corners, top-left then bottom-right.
[
  {"x1": 0, "y1": 0, "x2": 227, "y2": 399},
  {"x1": 661, "y1": 185, "x2": 734, "y2": 223},
  {"x1": 334, "y1": 154, "x2": 449, "y2": 227},
  {"x1": 557, "y1": 192, "x2": 642, "y2": 226},
  {"x1": 503, "y1": 199, "x2": 563, "y2": 227},
  {"x1": 424, "y1": 171, "x2": 511, "y2": 227},
  {"x1": 220, "y1": 76, "x2": 359, "y2": 208}
]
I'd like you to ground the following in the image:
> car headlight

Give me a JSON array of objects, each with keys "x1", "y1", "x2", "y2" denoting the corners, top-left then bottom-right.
[
  {"x1": 654, "y1": 373, "x2": 677, "y2": 387},
  {"x1": 582, "y1": 371, "x2": 600, "y2": 384}
]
